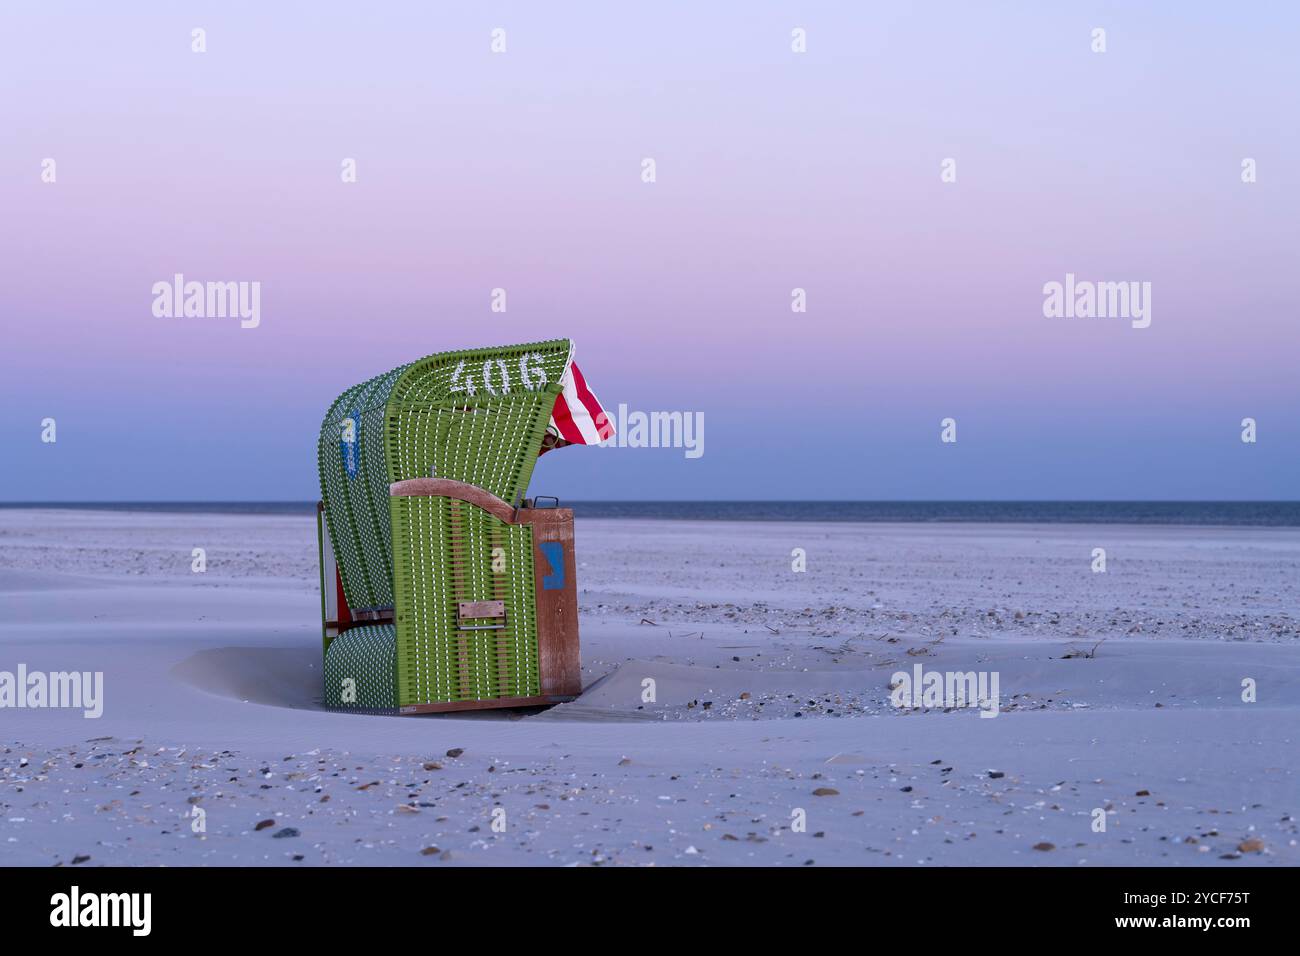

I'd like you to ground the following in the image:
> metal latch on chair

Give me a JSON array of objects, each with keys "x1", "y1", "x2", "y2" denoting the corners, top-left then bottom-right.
[{"x1": 457, "y1": 600, "x2": 507, "y2": 631}]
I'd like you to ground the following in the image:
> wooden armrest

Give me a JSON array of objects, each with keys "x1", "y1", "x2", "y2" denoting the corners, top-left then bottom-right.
[{"x1": 388, "y1": 478, "x2": 517, "y2": 524}]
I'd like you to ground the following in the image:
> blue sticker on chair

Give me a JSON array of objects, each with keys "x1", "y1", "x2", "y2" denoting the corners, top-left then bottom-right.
[
  {"x1": 539, "y1": 541, "x2": 565, "y2": 590},
  {"x1": 339, "y1": 409, "x2": 360, "y2": 479}
]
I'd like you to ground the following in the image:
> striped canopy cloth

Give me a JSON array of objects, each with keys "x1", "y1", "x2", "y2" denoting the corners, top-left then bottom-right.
[{"x1": 543, "y1": 353, "x2": 614, "y2": 452}]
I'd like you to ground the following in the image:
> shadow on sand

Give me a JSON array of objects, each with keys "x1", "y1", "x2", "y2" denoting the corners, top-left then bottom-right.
[{"x1": 169, "y1": 646, "x2": 555, "y2": 720}]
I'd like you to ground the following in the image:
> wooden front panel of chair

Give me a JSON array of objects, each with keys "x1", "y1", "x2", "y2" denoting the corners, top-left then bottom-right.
[{"x1": 514, "y1": 506, "x2": 581, "y2": 699}]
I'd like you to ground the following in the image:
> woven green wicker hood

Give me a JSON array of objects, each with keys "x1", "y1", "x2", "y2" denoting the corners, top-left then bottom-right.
[{"x1": 317, "y1": 338, "x2": 574, "y2": 612}]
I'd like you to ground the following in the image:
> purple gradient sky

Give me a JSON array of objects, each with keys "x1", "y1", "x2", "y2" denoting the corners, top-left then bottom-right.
[{"x1": 3, "y1": 2, "x2": 1298, "y2": 500}]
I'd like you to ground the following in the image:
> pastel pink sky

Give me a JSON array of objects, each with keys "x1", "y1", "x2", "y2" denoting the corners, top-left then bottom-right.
[{"x1": 3, "y1": 3, "x2": 1297, "y2": 499}]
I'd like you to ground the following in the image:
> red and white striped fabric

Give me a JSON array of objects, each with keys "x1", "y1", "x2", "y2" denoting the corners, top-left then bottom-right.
[{"x1": 547, "y1": 358, "x2": 614, "y2": 446}]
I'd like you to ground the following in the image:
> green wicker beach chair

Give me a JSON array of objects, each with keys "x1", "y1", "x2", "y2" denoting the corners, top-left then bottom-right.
[{"x1": 317, "y1": 339, "x2": 590, "y2": 714}]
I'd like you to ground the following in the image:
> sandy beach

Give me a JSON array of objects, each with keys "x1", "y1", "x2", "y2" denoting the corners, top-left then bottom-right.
[{"x1": 1, "y1": 508, "x2": 1297, "y2": 866}]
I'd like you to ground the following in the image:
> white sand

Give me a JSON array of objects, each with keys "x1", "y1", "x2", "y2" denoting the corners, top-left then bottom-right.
[{"x1": 1, "y1": 508, "x2": 1297, "y2": 866}]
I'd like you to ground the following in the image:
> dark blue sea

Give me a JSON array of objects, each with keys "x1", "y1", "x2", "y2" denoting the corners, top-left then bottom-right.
[{"x1": 3, "y1": 501, "x2": 1300, "y2": 526}]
